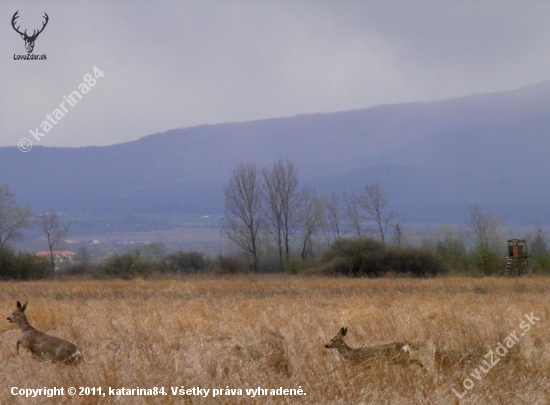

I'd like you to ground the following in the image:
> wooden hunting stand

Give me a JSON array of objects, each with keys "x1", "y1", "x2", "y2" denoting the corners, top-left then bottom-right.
[{"x1": 503, "y1": 239, "x2": 529, "y2": 276}]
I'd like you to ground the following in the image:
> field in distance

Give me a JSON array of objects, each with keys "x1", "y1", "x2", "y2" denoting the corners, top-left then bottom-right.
[{"x1": 1, "y1": 276, "x2": 549, "y2": 404}]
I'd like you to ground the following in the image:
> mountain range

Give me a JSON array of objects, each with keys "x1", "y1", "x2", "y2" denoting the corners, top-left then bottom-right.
[{"x1": 2, "y1": 80, "x2": 550, "y2": 226}]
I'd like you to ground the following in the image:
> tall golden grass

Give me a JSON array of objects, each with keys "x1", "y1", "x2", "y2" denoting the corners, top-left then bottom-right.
[{"x1": 1, "y1": 276, "x2": 549, "y2": 404}]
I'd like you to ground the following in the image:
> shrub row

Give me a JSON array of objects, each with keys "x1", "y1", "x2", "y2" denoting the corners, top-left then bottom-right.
[
  {"x1": 84, "y1": 252, "x2": 249, "y2": 279},
  {"x1": 0, "y1": 247, "x2": 50, "y2": 280},
  {"x1": 319, "y1": 239, "x2": 445, "y2": 277}
]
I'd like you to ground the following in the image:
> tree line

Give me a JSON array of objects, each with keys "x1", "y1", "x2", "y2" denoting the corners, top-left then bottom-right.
[
  {"x1": 224, "y1": 160, "x2": 550, "y2": 275},
  {"x1": 0, "y1": 184, "x2": 69, "y2": 279},
  {"x1": 2, "y1": 161, "x2": 550, "y2": 279},
  {"x1": 223, "y1": 159, "x2": 402, "y2": 272}
]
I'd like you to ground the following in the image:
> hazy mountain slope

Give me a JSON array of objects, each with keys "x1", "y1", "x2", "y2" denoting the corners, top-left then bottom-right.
[{"x1": 1, "y1": 80, "x2": 550, "y2": 224}]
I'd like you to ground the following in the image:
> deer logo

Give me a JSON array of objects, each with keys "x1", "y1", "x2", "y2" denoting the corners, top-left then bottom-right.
[{"x1": 11, "y1": 11, "x2": 49, "y2": 54}]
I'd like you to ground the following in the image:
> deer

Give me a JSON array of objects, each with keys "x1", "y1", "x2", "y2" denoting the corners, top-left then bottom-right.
[
  {"x1": 7, "y1": 301, "x2": 83, "y2": 365},
  {"x1": 325, "y1": 327, "x2": 423, "y2": 367},
  {"x1": 11, "y1": 11, "x2": 49, "y2": 53}
]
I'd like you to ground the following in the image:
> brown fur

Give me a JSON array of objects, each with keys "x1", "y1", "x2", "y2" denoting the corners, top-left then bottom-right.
[
  {"x1": 325, "y1": 327, "x2": 423, "y2": 367},
  {"x1": 7, "y1": 301, "x2": 83, "y2": 364}
]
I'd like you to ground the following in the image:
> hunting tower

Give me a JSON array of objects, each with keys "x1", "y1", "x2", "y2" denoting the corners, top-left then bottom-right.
[{"x1": 504, "y1": 239, "x2": 529, "y2": 275}]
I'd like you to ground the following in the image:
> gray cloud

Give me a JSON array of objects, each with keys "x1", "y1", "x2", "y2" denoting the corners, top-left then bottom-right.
[{"x1": 1, "y1": 0, "x2": 550, "y2": 147}]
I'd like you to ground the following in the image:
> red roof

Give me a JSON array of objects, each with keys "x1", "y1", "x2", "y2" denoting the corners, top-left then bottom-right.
[{"x1": 35, "y1": 251, "x2": 77, "y2": 257}]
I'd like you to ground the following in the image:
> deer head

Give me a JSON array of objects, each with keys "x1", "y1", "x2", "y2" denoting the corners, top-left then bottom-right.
[
  {"x1": 11, "y1": 11, "x2": 49, "y2": 54},
  {"x1": 325, "y1": 327, "x2": 348, "y2": 349},
  {"x1": 7, "y1": 301, "x2": 28, "y2": 326}
]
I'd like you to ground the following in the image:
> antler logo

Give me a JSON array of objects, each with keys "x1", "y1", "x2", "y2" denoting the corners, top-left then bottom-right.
[{"x1": 11, "y1": 10, "x2": 49, "y2": 54}]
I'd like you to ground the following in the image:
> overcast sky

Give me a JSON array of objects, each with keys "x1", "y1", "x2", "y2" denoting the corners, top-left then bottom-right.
[{"x1": 1, "y1": 1, "x2": 550, "y2": 148}]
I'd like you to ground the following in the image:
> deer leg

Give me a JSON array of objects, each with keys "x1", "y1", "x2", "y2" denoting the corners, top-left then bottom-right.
[{"x1": 16, "y1": 340, "x2": 21, "y2": 355}]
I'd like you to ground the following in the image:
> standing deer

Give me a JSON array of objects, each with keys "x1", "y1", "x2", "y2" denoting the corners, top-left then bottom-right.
[
  {"x1": 7, "y1": 301, "x2": 83, "y2": 364},
  {"x1": 11, "y1": 11, "x2": 49, "y2": 53},
  {"x1": 325, "y1": 327, "x2": 423, "y2": 367}
]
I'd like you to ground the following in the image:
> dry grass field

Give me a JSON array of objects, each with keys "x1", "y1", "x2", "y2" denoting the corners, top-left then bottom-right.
[{"x1": 1, "y1": 276, "x2": 549, "y2": 404}]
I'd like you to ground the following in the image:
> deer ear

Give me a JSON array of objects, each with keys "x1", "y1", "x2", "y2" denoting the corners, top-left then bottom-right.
[
  {"x1": 20, "y1": 34, "x2": 25, "y2": 40},
  {"x1": 342, "y1": 327, "x2": 347, "y2": 336},
  {"x1": 21, "y1": 302, "x2": 27, "y2": 311},
  {"x1": 17, "y1": 301, "x2": 21, "y2": 309}
]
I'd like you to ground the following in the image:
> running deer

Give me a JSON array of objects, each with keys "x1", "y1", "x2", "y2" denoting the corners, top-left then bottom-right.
[
  {"x1": 7, "y1": 301, "x2": 83, "y2": 364},
  {"x1": 325, "y1": 327, "x2": 423, "y2": 367}
]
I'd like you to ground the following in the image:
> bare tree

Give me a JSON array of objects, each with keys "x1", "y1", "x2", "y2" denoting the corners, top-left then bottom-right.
[
  {"x1": 322, "y1": 192, "x2": 343, "y2": 245},
  {"x1": 298, "y1": 188, "x2": 325, "y2": 261},
  {"x1": 0, "y1": 185, "x2": 32, "y2": 248},
  {"x1": 224, "y1": 162, "x2": 263, "y2": 272},
  {"x1": 356, "y1": 184, "x2": 397, "y2": 242},
  {"x1": 344, "y1": 191, "x2": 363, "y2": 239},
  {"x1": 468, "y1": 205, "x2": 491, "y2": 248},
  {"x1": 391, "y1": 223, "x2": 403, "y2": 246},
  {"x1": 263, "y1": 159, "x2": 300, "y2": 270},
  {"x1": 35, "y1": 211, "x2": 70, "y2": 277},
  {"x1": 74, "y1": 245, "x2": 92, "y2": 274},
  {"x1": 468, "y1": 205, "x2": 505, "y2": 254},
  {"x1": 529, "y1": 226, "x2": 547, "y2": 258}
]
